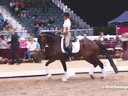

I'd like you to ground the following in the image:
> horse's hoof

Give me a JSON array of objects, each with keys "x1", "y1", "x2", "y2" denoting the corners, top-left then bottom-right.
[
  {"x1": 47, "y1": 74, "x2": 52, "y2": 79},
  {"x1": 90, "y1": 75, "x2": 95, "y2": 79},
  {"x1": 62, "y1": 77, "x2": 68, "y2": 82},
  {"x1": 115, "y1": 71, "x2": 118, "y2": 74},
  {"x1": 101, "y1": 76, "x2": 105, "y2": 79}
]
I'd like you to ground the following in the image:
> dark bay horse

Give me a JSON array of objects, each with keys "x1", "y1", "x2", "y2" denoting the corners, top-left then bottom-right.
[{"x1": 38, "y1": 32, "x2": 118, "y2": 81}]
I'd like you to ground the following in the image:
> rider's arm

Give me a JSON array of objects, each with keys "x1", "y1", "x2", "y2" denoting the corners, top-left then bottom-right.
[
  {"x1": 61, "y1": 27, "x2": 68, "y2": 34},
  {"x1": 63, "y1": 27, "x2": 68, "y2": 33}
]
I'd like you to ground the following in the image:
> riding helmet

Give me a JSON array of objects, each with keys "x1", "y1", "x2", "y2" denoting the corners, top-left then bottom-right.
[{"x1": 63, "y1": 12, "x2": 70, "y2": 17}]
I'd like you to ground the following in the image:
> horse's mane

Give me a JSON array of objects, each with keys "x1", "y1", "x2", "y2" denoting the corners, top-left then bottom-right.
[
  {"x1": 41, "y1": 32, "x2": 61, "y2": 44},
  {"x1": 41, "y1": 32, "x2": 56, "y2": 35}
]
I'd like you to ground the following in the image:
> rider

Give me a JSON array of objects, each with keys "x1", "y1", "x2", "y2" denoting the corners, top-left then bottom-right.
[{"x1": 61, "y1": 12, "x2": 72, "y2": 57}]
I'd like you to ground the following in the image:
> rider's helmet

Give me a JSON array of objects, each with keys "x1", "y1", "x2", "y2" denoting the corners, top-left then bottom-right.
[{"x1": 63, "y1": 12, "x2": 70, "y2": 18}]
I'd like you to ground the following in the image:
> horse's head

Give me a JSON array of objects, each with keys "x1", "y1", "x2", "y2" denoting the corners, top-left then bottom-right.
[{"x1": 38, "y1": 32, "x2": 60, "y2": 50}]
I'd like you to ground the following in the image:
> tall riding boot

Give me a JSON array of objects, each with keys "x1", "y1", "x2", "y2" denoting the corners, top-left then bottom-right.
[
  {"x1": 68, "y1": 47, "x2": 72, "y2": 57},
  {"x1": 65, "y1": 44, "x2": 72, "y2": 61}
]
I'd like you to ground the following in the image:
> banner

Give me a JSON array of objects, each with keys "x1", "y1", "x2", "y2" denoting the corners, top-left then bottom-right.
[{"x1": 117, "y1": 25, "x2": 128, "y2": 35}]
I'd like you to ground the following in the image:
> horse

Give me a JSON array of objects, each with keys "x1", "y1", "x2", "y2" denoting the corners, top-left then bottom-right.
[{"x1": 38, "y1": 32, "x2": 118, "y2": 81}]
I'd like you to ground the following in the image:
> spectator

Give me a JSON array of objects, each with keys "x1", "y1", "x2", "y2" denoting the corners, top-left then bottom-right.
[
  {"x1": 30, "y1": 40, "x2": 42, "y2": 63},
  {"x1": 39, "y1": 19, "x2": 46, "y2": 34},
  {"x1": 19, "y1": 37, "x2": 27, "y2": 48},
  {"x1": 0, "y1": 13, "x2": 4, "y2": 30},
  {"x1": 35, "y1": 41, "x2": 41, "y2": 51},
  {"x1": 33, "y1": 19, "x2": 40, "y2": 37},
  {"x1": 98, "y1": 32, "x2": 105, "y2": 41},
  {"x1": 47, "y1": 17, "x2": 56, "y2": 30},
  {"x1": 48, "y1": 17, "x2": 55, "y2": 25},
  {"x1": 39, "y1": 19, "x2": 46, "y2": 26},
  {"x1": 24, "y1": 36, "x2": 37, "y2": 60},
  {"x1": 0, "y1": 35, "x2": 4, "y2": 40},
  {"x1": 0, "y1": 36, "x2": 8, "y2": 49},
  {"x1": 9, "y1": 29, "x2": 20, "y2": 64}
]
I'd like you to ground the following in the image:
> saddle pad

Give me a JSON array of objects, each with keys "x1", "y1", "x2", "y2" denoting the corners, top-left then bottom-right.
[{"x1": 61, "y1": 37, "x2": 80, "y2": 53}]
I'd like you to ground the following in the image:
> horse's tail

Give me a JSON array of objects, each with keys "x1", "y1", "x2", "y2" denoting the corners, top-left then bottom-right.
[{"x1": 96, "y1": 42, "x2": 118, "y2": 73}]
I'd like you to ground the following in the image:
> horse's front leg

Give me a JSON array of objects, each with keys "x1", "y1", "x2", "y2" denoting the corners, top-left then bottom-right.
[
  {"x1": 44, "y1": 59, "x2": 56, "y2": 78},
  {"x1": 60, "y1": 60, "x2": 69, "y2": 82}
]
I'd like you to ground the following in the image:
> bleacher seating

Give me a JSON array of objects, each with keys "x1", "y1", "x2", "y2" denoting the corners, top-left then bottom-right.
[
  {"x1": 10, "y1": 0, "x2": 64, "y2": 33},
  {"x1": 0, "y1": 0, "x2": 93, "y2": 37},
  {"x1": 0, "y1": 0, "x2": 64, "y2": 35}
]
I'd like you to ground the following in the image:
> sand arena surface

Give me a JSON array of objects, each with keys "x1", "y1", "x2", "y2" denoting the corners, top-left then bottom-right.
[
  {"x1": 0, "y1": 73, "x2": 128, "y2": 96},
  {"x1": 0, "y1": 59, "x2": 128, "y2": 96},
  {"x1": 0, "y1": 59, "x2": 127, "y2": 72}
]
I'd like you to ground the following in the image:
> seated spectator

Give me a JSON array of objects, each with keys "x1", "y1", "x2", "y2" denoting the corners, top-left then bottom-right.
[
  {"x1": 30, "y1": 41, "x2": 42, "y2": 63},
  {"x1": 39, "y1": 19, "x2": 46, "y2": 27},
  {"x1": 19, "y1": 37, "x2": 27, "y2": 48},
  {"x1": 24, "y1": 36, "x2": 37, "y2": 60},
  {"x1": 47, "y1": 17, "x2": 56, "y2": 30},
  {"x1": 98, "y1": 32, "x2": 106, "y2": 41},
  {"x1": 34, "y1": 19, "x2": 40, "y2": 27},
  {"x1": 48, "y1": 17, "x2": 55, "y2": 25},
  {"x1": 39, "y1": 20, "x2": 47, "y2": 34},
  {"x1": 0, "y1": 36, "x2": 8, "y2": 49}
]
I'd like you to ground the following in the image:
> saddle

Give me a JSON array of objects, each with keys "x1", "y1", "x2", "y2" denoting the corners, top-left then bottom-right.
[
  {"x1": 71, "y1": 36, "x2": 77, "y2": 42},
  {"x1": 61, "y1": 36, "x2": 80, "y2": 54}
]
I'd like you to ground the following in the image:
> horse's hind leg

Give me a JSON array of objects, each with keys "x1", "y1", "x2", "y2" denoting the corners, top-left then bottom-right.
[
  {"x1": 44, "y1": 59, "x2": 56, "y2": 78},
  {"x1": 98, "y1": 60, "x2": 106, "y2": 79},
  {"x1": 85, "y1": 57, "x2": 98, "y2": 79},
  {"x1": 85, "y1": 57, "x2": 106, "y2": 79},
  {"x1": 60, "y1": 60, "x2": 68, "y2": 82},
  {"x1": 89, "y1": 64, "x2": 98, "y2": 79}
]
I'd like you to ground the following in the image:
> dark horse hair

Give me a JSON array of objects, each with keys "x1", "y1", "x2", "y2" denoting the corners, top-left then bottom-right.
[{"x1": 38, "y1": 32, "x2": 118, "y2": 80}]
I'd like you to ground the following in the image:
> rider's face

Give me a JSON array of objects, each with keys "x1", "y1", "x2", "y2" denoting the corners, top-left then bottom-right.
[{"x1": 63, "y1": 16, "x2": 67, "y2": 20}]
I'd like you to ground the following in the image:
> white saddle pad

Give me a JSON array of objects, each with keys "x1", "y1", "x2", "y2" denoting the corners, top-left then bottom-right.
[{"x1": 61, "y1": 37, "x2": 80, "y2": 53}]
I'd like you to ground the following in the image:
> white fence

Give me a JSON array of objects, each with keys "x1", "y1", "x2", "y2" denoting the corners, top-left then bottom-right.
[
  {"x1": 41, "y1": 28, "x2": 94, "y2": 36},
  {"x1": 1, "y1": 28, "x2": 94, "y2": 38}
]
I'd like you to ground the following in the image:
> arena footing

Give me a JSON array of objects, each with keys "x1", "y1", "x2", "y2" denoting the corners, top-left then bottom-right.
[{"x1": 0, "y1": 66, "x2": 128, "y2": 78}]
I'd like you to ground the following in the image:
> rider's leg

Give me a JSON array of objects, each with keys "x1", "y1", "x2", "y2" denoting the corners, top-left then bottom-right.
[
  {"x1": 65, "y1": 33, "x2": 71, "y2": 48},
  {"x1": 65, "y1": 33, "x2": 72, "y2": 58}
]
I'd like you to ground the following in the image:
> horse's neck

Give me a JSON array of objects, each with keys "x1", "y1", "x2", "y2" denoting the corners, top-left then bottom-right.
[{"x1": 47, "y1": 35, "x2": 60, "y2": 46}]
